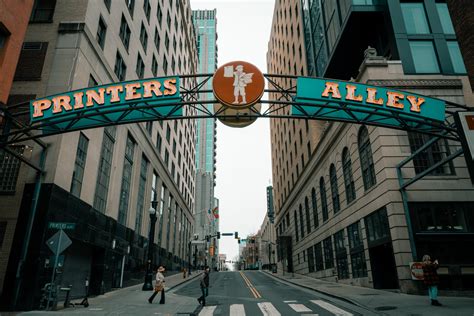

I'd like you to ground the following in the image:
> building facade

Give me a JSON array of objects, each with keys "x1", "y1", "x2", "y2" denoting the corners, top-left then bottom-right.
[
  {"x1": 268, "y1": 0, "x2": 474, "y2": 294},
  {"x1": 0, "y1": 0, "x2": 198, "y2": 310},
  {"x1": 192, "y1": 9, "x2": 219, "y2": 270},
  {"x1": 257, "y1": 214, "x2": 277, "y2": 269},
  {"x1": 0, "y1": 0, "x2": 34, "y2": 107}
]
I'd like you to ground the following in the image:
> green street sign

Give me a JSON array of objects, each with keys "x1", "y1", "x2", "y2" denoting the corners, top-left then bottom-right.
[
  {"x1": 48, "y1": 222, "x2": 76, "y2": 230},
  {"x1": 294, "y1": 77, "x2": 446, "y2": 128}
]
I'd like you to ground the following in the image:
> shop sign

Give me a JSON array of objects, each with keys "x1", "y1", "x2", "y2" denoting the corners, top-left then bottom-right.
[
  {"x1": 213, "y1": 61, "x2": 265, "y2": 108},
  {"x1": 30, "y1": 77, "x2": 181, "y2": 132},
  {"x1": 294, "y1": 78, "x2": 446, "y2": 125},
  {"x1": 409, "y1": 262, "x2": 424, "y2": 281}
]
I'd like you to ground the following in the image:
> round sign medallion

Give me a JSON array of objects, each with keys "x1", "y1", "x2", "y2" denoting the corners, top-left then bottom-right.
[{"x1": 212, "y1": 61, "x2": 265, "y2": 108}]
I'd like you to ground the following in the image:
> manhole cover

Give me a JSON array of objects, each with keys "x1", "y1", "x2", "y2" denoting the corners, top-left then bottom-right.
[{"x1": 375, "y1": 306, "x2": 397, "y2": 311}]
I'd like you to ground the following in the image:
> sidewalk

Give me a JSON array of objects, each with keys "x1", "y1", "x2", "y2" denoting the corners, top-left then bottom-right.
[
  {"x1": 263, "y1": 270, "x2": 474, "y2": 316},
  {"x1": 20, "y1": 270, "x2": 203, "y2": 315}
]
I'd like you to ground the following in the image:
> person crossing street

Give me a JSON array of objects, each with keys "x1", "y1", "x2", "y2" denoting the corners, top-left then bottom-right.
[
  {"x1": 148, "y1": 266, "x2": 165, "y2": 304},
  {"x1": 197, "y1": 266, "x2": 210, "y2": 306}
]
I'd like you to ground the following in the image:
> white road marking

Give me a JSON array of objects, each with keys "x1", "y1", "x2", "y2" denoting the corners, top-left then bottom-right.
[
  {"x1": 283, "y1": 300, "x2": 297, "y2": 303},
  {"x1": 311, "y1": 300, "x2": 353, "y2": 316},
  {"x1": 199, "y1": 306, "x2": 217, "y2": 316},
  {"x1": 288, "y1": 303, "x2": 312, "y2": 312},
  {"x1": 257, "y1": 302, "x2": 281, "y2": 316},
  {"x1": 230, "y1": 304, "x2": 246, "y2": 316}
]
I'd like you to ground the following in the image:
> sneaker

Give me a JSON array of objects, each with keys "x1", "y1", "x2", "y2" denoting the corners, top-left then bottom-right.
[
  {"x1": 148, "y1": 299, "x2": 152, "y2": 304},
  {"x1": 197, "y1": 298, "x2": 202, "y2": 305},
  {"x1": 433, "y1": 300, "x2": 442, "y2": 306}
]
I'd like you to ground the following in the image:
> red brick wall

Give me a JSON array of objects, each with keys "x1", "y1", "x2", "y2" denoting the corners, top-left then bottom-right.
[
  {"x1": 447, "y1": 0, "x2": 474, "y2": 90},
  {"x1": 0, "y1": 0, "x2": 34, "y2": 104}
]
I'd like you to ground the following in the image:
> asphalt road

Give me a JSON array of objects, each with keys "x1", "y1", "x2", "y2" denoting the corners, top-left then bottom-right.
[{"x1": 173, "y1": 270, "x2": 366, "y2": 315}]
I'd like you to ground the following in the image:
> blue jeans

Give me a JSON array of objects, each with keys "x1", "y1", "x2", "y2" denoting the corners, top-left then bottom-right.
[{"x1": 428, "y1": 286, "x2": 438, "y2": 300}]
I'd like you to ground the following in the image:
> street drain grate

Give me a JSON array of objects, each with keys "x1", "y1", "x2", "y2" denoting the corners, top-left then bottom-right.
[{"x1": 375, "y1": 306, "x2": 397, "y2": 311}]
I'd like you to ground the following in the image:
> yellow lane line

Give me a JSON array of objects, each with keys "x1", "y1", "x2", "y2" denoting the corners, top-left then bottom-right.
[{"x1": 239, "y1": 271, "x2": 262, "y2": 299}]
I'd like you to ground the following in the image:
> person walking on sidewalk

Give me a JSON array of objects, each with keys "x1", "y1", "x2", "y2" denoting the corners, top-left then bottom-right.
[
  {"x1": 422, "y1": 255, "x2": 442, "y2": 306},
  {"x1": 197, "y1": 266, "x2": 210, "y2": 306},
  {"x1": 148, "y1": 266, "x2": 165, "y2": 304}
]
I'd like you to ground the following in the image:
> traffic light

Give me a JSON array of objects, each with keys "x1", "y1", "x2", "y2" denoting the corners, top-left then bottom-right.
[
  {"x1": 234, "y1": 232, "x2": 238, "y2": 239},
  {"x1": 237, "y1": 237, "x2": 241, "y2": 244},
  {"x1": 206, "y1": 235, "x2": 210, "y2": 242},
  {"x1": 217, "y1": 232, "x2": 221, "y2": 239}
]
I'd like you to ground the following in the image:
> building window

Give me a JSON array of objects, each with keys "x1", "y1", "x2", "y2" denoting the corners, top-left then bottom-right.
[
  {"x1": 329, "y1": 164, "x2": 340, "y2": 213},
  {"x1": 30, "y1": 0, "x2": 56, "y2": 23},
  {"x1": 71, "y1": 133, "x2": 89, "y2": 197},
  {"x1": 157, "y1": 6, "x2": 163, "y2": 25},
  {"x1": 136, "y1": 54, "x2": 145, "y2": 79},
  {"x1": 0, "y1": 24, "x2": 9, "y2": 49},
  {"x1": 436, "y1": 3, "x2": 455, "y2": 35},
  {"x1": 294, "y1": 210, "x2": 299, "y2": 242},
  {"x1": 320, "y1": 177, "x2": 328, "y2": 221},
  {"x1": 410, "y1": 202, "x2": 471, "y2": 233},
  {"x1": 140, "y1": 23, "x2": 148, "y2": 51},
  {"x1": 88, "y1": 75, "x2": 98, "y2": 87},
  {"x1": 407, "y1": 132, "x2": 454, "y2": 175},
  {"x1": 314, "y1": 242, "x2": 324, "y2": 271},
  {"x1": 166, "y1": 125, "x2": 171, "y2": 142},
  {"x1": 163, "y1": 56, "x2": 168, "y2": 74},
  {"x1": 96, "y1": 16, "x2": 107, "y2": 49},
  {"x1": 103, "y1": 0, "x2": 111, "y2": 11},
  {"x1": 447, "y1": 41, "x2": 467, "y2": 74},
  {"x1": 93, "y1": 126, "x2": 116, "y2": 213},
  {"x1": 365, "y1": 207, "x2": 391, "y2": 245},
  {"x1": 143, "y1": 0, "x2": 151, "y2": 22},
  {"x1": 307, "y1": 246, "x2": 315, "y2": 272},
  {"x1": 334, "y1": 230, "x2": 349, "y2": 279},
  {"x1": 409, "y1": 41, "x2": 440, "y2": 73},
  {"x1": 305, "y1": 197, "x2": 311, "y2": 233},
  {"x1": 323, "y1": 236, "x2": 334, "y2": 269},
  {"x1": 118, "y1": 135, "x2": 135, "y2": 226},
  {"x1": 119, "y1": 15, "x2": 131, "y2": 50},
  {"x1": 342, "y1": 147, "x2": 356, "y2": 204},
  {"x1": 0, "y1": 146, "x2": 24, "y2": 193},
  {"x1": 114, "y1": 51, "x2": 126, "y2": 81},
  {"x1": 14, "y1": 42, "x2": 48, "y2": 80},
  {"x1": 400, "y1": 3, "x2": 430, "y2": 34},
  {"x1": 311, "y1": 188, "x2": 319, "y2": 228},
  {"x1": 125, "y1": 0, "x2": 135, "y2": 17},
  {"x1": 299, "y1": 204, "x2": 305, "y2": 238},
  {"x1": 358, "y1": 126, "x2": 376, "y2": 190},
  {"x1": 135, "y1": 156, "x2": 149, "y2": 234},
  {"x1": 156, "y1": 131, "x2": 162, "y2": 153},
  {"x1": 351, "y1": 251, "x2": 368, "y2": 278}
]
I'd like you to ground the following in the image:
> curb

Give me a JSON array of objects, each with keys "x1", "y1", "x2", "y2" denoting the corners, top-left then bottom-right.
[
  {"x1": 167, "y1": 271, "x2": 203, "y2": 291},
  {"x1": 261, "y1": 270, "x2": 368, "y2": 309}
]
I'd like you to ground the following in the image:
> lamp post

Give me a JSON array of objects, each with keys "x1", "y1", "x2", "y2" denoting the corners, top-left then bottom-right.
[{"x1": 142, "y1": 200, "x2": 158, "y2": 290}]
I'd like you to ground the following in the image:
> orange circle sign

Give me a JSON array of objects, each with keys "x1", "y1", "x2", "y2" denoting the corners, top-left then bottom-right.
[{"x1": 212, "y1": 61, "x2": 265, "y2": 108}]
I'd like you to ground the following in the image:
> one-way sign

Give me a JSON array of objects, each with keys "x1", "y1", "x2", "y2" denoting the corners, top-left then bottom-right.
[{"x1": 46, "y1": 229, "x2": 72, "y2": 255}]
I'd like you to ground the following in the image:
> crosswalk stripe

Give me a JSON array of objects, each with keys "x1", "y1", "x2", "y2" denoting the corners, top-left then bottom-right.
[
  {"x1": 283, "y1": 300, "x2": 297, "y2": 303},
  {"x1": 310, "y1": 300, "x2": 353, "y2": 316},
  {"x1": 257, "y1": 302, "x2": 281, "y2": 316},
  {"x1": 230, "y1": 304, "x2": 245, "y2": 316},
  {"x1": 288, "y1": 303, "x2": 312, "y2": 312},
  {"x1": 199, "y1": 306, "x2": 217, "y2": 316}
]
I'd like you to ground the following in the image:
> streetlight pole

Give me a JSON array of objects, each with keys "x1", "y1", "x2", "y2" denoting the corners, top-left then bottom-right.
[{"x1": 142, "y1": 200, "x2": 158, "y2": 291}]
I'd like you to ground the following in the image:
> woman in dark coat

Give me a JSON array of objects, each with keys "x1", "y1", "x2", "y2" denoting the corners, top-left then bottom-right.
[{"x1": 422, "y1": 255, "x2": 442, "y2": 306}]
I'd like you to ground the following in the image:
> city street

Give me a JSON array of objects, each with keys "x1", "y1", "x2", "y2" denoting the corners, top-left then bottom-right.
[{"x1": 20, "y1": 271, "x2": 372, "y2": 315}]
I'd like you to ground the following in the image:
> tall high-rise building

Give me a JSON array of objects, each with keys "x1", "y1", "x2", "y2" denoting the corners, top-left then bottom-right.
[
  {"x1": 0, "y1": 0, "x2": 198, "y2": 310},
  {"x1": 268, "y1": 0, "x2": 474, "y2": 294},
  {"x1": 192, "y1": 9, "x2": 219, "y2": 269}
]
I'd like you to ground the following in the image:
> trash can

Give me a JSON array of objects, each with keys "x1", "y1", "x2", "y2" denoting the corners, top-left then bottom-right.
[{"x1": 272, "y1": 264, "x2": 277, "y2": 273}]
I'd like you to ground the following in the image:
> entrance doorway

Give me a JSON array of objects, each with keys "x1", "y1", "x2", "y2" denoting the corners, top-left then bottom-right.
[{"x1": 369, "y1": 242, "x2": 398, "y2": 289}]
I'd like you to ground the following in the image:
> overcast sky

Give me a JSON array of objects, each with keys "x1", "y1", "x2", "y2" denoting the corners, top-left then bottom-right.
[{"x1": 190, "y1": 0, "x2": 275, "y2": 263}]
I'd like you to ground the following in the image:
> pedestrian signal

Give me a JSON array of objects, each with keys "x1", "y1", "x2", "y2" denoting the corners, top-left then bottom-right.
[{"x1": 234, "y1": 232, "x2": 238, "y2": 239}]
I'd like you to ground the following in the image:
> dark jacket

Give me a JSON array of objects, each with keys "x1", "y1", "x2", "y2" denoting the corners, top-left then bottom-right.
[
  {"x1": 200, "y1": 271, "x2": 209, "y2": 288},
  {"x1": 422, "y1": 261, "x2": 439, "y2": 286}
]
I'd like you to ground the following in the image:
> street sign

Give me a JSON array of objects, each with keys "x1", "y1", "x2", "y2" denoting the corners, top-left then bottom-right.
[
  {"x1": 221, "y1": 233, "x2": 233, "y2": 236},
  {"x1": 48, "y1": 222, "x2": 76, "y2": 230},
  {"x1": 409, "y1": 262, "x2": 424, "y2": 281},
  {"x1": 46, "y1": 229, "x2": 72, "y2": 255}
]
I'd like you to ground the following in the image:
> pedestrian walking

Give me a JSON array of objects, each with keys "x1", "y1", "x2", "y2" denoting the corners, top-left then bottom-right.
[
  {"x1": 183, "y1": 267, "x2": 187, "y2": 278},
  {"x1": 197, "y1": 266, "x2": 210, "y2": 306},
  {"x1": 422, "y1": 255, "x2": 442, "y2": 306},
  {"x1": 148, "y1": 266, "x2": 165, "y2": 304}
]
